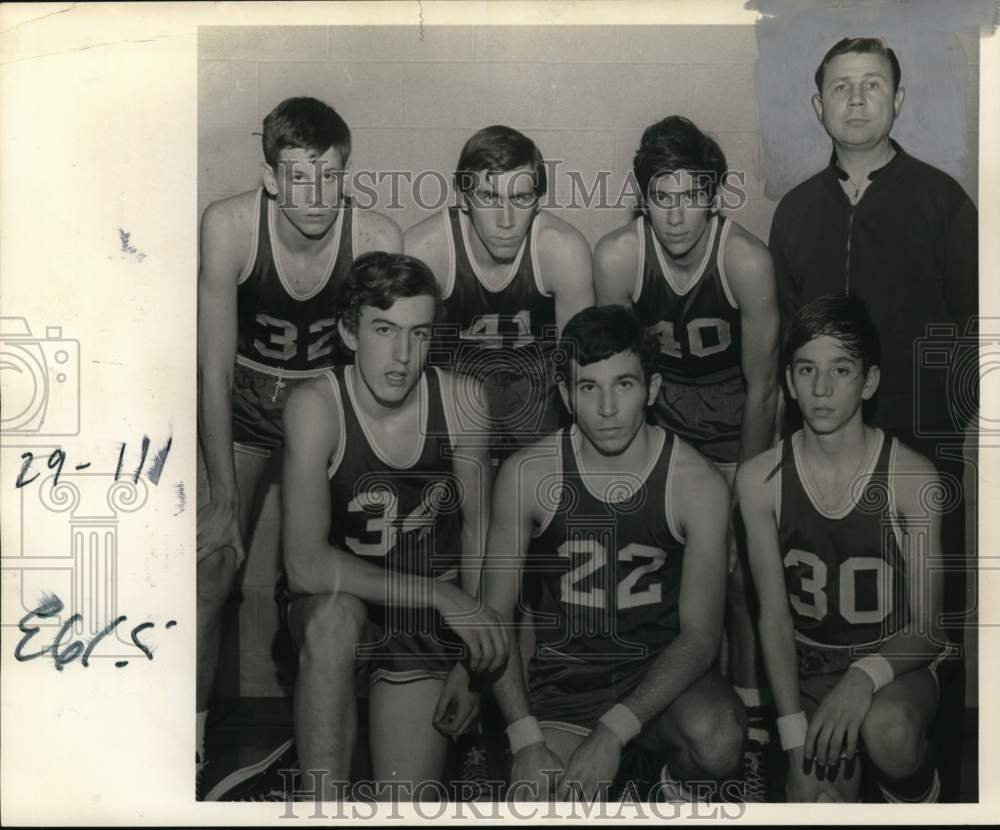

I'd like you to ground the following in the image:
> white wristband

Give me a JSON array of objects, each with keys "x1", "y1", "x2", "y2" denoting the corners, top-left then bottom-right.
[
  {"x1": 506, "y1": 716, "x2": 545, "y2": 754},
  {"x1": 852, "y1": 654, "x2": 894, "y2": 693},
  {"x1": 776, "y1": 711, "x2": 808, "y2": 751},
  {"x1": 598, "y1": 704, "x2": 643, "y2": 747}
]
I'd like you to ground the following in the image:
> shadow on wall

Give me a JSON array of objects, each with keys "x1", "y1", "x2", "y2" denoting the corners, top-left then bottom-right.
[{"x1": 749, "y1": 0, "x2": 993, "y2": 203}]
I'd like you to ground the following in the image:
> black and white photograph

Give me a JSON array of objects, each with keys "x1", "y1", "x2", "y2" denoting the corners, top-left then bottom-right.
[
  {"x1": 0, "y1": 1, "x2": 996, "y2": 825},
  {"x1": 194, "y1": 5, "x2": 983, "y2": 810}
]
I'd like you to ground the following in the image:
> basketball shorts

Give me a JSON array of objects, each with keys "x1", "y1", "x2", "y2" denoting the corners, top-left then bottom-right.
[
  {"x1": 444, "y1": 343, "x2": 567, "y2": 462},
  {"x1": 528, "y1": 657, "x2": 651, "y2": 734},
  {"x1": 231, "y1": 360, "x2": 315, "y2": 457},
  {"x1": 795, "y1": 637, "x2": 942, "y2": 721},
  {"x1": 276, "y1": 569, "x2": 465, "y2": 687},
  {"x1": 650, "y1": 375, "x2": 744, "y2": 466}
]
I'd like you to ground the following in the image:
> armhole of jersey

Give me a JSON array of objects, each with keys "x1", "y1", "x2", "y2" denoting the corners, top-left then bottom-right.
[
  {"x1": 774, "y1": 442, "x2": 784, "y2": 528},
  {"x1": 664, "y1": 438, "x2": 686, "y2": 545},
  {"x1": 632, "y1": 217, "x2": 646, "y2": 304},
  {"x1": 442, "y1": 209, "x2": 456, "y2": 300},
  {"x1": 530, "y1": 216, "x2": 550, "y2": 298},
  {"x1": 717, "y1": 218, "x2": 739, "y2": 310},
  {"x1": 533, "y1": 433, "x2": 562, "y2": 538},
  {"x1": 435, "y1": 367, "x2": 459, "y2": 454},
  {"x1": 887, "y1": 436, "x2": 904, "y2": 551},
  {"x1": 237, "y1": 188, "x2": 263, "y2": 285},
  {"x1": 326, "y1": 371, "x2": 347, "y2": 478},
  {"x1": 350, "y1": 200, "x2": 359, "y2": 258}
]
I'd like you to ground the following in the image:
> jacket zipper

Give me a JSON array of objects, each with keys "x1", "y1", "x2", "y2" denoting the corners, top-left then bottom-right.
[{"x1": 844, "y1": 205, "x2": 855, "y2": 294}]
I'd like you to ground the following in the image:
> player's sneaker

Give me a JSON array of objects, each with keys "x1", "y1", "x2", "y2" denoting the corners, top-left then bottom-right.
[
  {"x1": 205, "y1": 738, "x2": 297, "y2": 802},
  {"x1": 739, "y1": 744, "x2": 768, "y2": 803}
]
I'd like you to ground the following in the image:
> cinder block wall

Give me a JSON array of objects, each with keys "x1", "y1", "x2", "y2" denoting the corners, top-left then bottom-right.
[{"x1": 198, "y1": 25, "x2": 979, "y2": 698}]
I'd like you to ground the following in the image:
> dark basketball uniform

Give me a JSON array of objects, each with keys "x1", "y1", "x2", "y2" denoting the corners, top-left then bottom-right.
[
  {"x1": 324, "y1": 363, "x2": 465, "y2": 684},
  {"x1": 231, "y1": 188, "x2": 355, "y2": 456},
  {"x1": 430, "y1": 207, "x2": 564, "y2": 462},
  {"x1": 775, "y1": 429, "x2": 942, "y2": 714},
  {"x1": 632, "y1": 214, "x2": 743, "y2": 467},
  {"x1": 525, "y1": 426, "x2": 687, "y2": 732}
]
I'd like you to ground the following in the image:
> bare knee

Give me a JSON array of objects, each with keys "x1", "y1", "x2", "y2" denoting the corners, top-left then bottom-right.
[
  {"x1": 862, "y1": 699, "x2": 927, "y2": 778},
  {"x1": 298, "y1": 593, "x2": 366, "y2": 672},
  {"x1": 679, "y1": 694, "x2": 746, "y2": 780}
]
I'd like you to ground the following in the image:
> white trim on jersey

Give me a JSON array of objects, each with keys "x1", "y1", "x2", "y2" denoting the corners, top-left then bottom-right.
[
  {"x1": 441, "y1": 208, "x2": 457, "y2": 300},
  {"x1": 458, "y1": 208, "x2": 527, "y2": 293},
  {"x1": 235, "y1": 353, "x2": 328, "y2": 379},
  {"x1": 325, "y1": 369, "x2": 348, "y2": 478},
  {"x1": 267, "y1": 194, "x2": 344, "y2": 301},
  {"x1": 529, "y1": 215, "x2": 550, "y2": 298},
  {"x1": 715, "y1": 217, "x2": 740, "y2": 310},
  {"x1": 792, "y1": 428, "x2": 885, "y2": 521},
  {"x1": 664, "y1": 435, "x2": 686, "y2": 545},
  {"x1": 571, "y1": 424, "x2": 665, "y2": 505},
  {"x1": 887, "y1": 436, "x2": 904, "y2": 552},
  {"x1": 632, "y1": 217, "x2": 646, "y2": 304},
  {"x1": 237, "y1": 187, "x2": 264, "y2": 285},
  {"x1": 650, "y1": 214, "x2": 718, "y2": 297},
  {"x1": 343, "y1": 364, "x2": 428, "y2": 470},
  {"x1": 533, "y1": 431, "x2": 564, "y2": 539},
  {"x1": 433, "y1": 366, "x2": 459, "y2": 455}
]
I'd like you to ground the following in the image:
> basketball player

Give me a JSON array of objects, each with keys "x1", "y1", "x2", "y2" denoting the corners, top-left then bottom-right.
[
  {"x1": 484, "y1": 305, "x2": 745, "y2": 801},
  {"x1": 279, "y1": 252, "x2": 506, "y2": 802},
  {"x1": 196, "y1": 97, "x2": 402, "y2": 795},
  {"x1": 405, "y1": 125, "x2": 594, "y2": 462},
  {"x1": 738, "y1": 294, "x2": 946, "y2": 802},
  {"x1": 593, "y1": 115, "x2": 780, "y2": 782}
]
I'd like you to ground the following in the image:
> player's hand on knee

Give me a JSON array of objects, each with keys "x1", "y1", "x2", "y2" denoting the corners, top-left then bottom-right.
[
  {"x1": 432, "y1": 663, "x2": 480, "y2": 737},
  {"x1": 197, "y1": 498, "x2": 246, "y2": 567},
  {"x1": 555, "y1": 726, "x2": 622, "y2": 802},
  {"x1": 434, "y1": 583, "x2": 509, "y2": 674},
  {"x1": 509, "y1": 743, "x2": 563, "y2": 801},
  {"x1": 786, "y1": 748, "x2": 825, "y2": 802},
  {"x1": 805, "y1": 672, "x2": 872, "y2": 768}
]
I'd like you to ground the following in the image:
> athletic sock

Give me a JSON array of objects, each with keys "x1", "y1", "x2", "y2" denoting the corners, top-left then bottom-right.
[
  {"x1": 873, "y1": 746, "x2": 940, "y2": 803},
  {"x1": 197, "y1": 710, "x2": 208, "y2": 763},
  {"x1": 734, "y1": 686, "x2": 771, "y2": 746}
]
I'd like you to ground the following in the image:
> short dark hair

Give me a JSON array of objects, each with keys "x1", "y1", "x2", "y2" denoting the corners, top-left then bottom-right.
[
  {"x1": 557, "y1": 305, "x2": 659, "y2": 383},
  {"x1": 335, "y1": 252, "x2": 441, "y2": 334},
  {"x1": 783, "y1": 292, "x2": 881, "y2": 371},
  {"x1": 815, "y1": 37, "x2": 901, "y2": 93},
  {"x1": 633, "y1": 115, "x2": 728, "y2": 202},
  {"x1": 262, "y1": 97, "x2": 352, "y2": 168},
  {"x1": 454, "y1": 125, "x2": 547, "y2": 197}
]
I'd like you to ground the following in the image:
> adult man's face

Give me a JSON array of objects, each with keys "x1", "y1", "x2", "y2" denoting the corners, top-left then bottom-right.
[
  {"x1": 339, "y1": 295, "x2": 436, "y2": 407},
  {"x1": 812, "y1": 51, "x2": 904, "y2": 151},
  {"x1": 462, "y1": 166, "x2": 540, "y2": 264}
]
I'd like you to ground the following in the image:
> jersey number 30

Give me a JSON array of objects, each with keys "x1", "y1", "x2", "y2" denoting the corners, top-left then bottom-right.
[
  {"x1": 785, "y1": 548, "x2": 892, "y2": 625},
  {"x1": 559, "y1": 540, "x2": 667, "y2": 611}
]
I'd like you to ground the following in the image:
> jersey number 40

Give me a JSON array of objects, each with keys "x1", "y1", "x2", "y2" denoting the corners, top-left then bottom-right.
[{"x1": 559, "y1": 539, "x2": 667, "y2": 611}]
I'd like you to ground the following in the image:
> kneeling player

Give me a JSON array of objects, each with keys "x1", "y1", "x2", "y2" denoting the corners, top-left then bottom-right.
[
  {"x1": 738, "y1": 294, "x2": 948, "y2": 802},
  {"x1": 281, "y1": 252, "x2": 508, "y2": 801},
  {"x1": 484, "y1": 305, "x2": 745, "y2": 801}
]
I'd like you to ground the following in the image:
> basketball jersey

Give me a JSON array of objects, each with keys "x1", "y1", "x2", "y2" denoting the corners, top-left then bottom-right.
[
  {"x1": 526, "y1": 426, "x2": 687, "y2": 692},
  {"x1": 325, "y1": 364, "x2": 462, "y2": 580},
  {"x1": 777, "y1": 429, "x2": 908, "y2": 648},
  {"x1": 236, "y1": 189, "x2": 355, "y2": 377},
  {"x1": 632, "y1": 215, "x2": 742, "y2": 387},
  {"x1": 433, "y1": 207, "x2": 558, "y2": 373}
]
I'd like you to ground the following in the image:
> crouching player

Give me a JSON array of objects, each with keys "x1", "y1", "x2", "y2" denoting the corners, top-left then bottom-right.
[
  {"x1": 484, "y1": 305, "x2": 745, "y2": 802},
  {"x1": 280, "y1": 252, "x2": 508, "y2": 801},
  {"x1": 738, "y1": 294, "x2": 948, "y2": 802}
]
